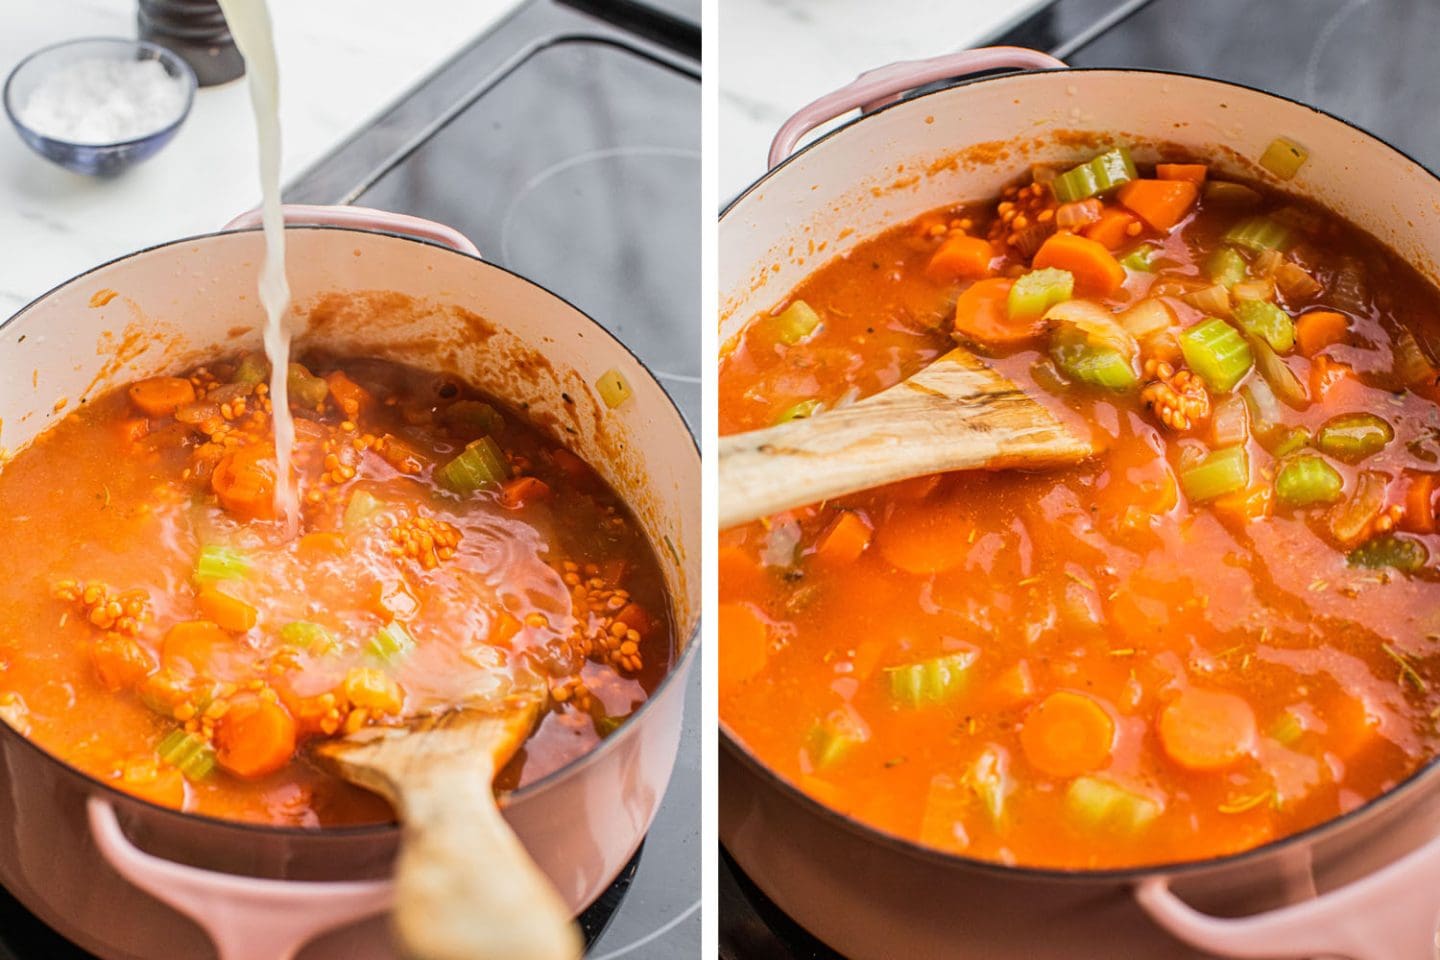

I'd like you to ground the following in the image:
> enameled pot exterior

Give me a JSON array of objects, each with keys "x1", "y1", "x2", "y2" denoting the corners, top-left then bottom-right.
[
  {"x1": 720, "y1": 61, "x2": 1440, "y2": 959},
  {"x1": 0, "y1": 218, "x2": 700, "y2": 960}
]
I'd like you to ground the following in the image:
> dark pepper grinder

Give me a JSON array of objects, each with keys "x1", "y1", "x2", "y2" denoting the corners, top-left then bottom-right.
[{"x1": 137, "y1": 0, "x2": 245, "y2": 87}]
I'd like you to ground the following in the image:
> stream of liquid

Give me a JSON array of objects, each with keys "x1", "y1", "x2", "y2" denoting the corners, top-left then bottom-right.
[{"x1": 215, "y1": 0, "x2": 299, "y2": 535}]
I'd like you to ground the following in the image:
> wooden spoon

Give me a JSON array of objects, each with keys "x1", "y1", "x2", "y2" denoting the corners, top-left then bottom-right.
[
  {"x1": 719, "y1": 346, "x2": 1093, "y2": 528},
  {"x1": 315, "y1": 670, "x2": 581, "y2": 960}
]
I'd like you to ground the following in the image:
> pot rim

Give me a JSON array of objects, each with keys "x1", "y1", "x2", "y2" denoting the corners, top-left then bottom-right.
[
  {"x1": 0, "y1": 223, "x2": 701, "y2": 841},
  {"x1": 719, "y1": 65, "x2": 1440, "y2": 882}
]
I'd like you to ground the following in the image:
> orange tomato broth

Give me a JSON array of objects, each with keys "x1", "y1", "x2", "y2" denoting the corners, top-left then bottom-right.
[
  {"x1": 719, "y1": 153, "x2": 1440, "y2": 869},
  {"x1": 0, "y1": 353, "x2": 673, "y2": 827}
]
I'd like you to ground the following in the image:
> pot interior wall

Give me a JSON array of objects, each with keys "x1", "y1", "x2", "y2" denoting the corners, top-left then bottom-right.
[
  {"x1": 0, "y1": 228, "x2": 698, "y2": 643},
  {"x1": 720, "y1": 69, "x2": 1440, "y2": 344}
]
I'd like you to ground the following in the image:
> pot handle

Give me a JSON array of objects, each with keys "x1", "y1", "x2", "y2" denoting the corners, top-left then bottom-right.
[
  {"x1": 1135, "y1": 830, "x2": 1440, "y2": 960},
  {"x1": 222, "y1": 204, "x2": 481, "y2": 257},
  {"x1": 767, "y1": 46, "x2": 1067, "y2": 170},
  {"x1": 88, "y1": 798, "x2": 393, "y2": 960}
]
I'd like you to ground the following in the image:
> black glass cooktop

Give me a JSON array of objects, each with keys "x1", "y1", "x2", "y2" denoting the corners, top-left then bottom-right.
[
  {"x1": 718, "y1": 0, "x2": 1440, "y2": 956},
  {"x1": 0, "y1": 2, "x2": 699, "y2": 959}
]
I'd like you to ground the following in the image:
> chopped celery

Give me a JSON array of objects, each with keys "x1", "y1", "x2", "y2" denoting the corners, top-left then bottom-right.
[
  {"x1": 770, "y1": 300, "x2": 822, "y2": 344},
  {"x1": 807, "y1": 715, "x2": 865, "y2": 770},
  {"x1": 1225, "y1": 216, "x2": 1293, "y2": 253},
  {"x1": 232, "y1": 353, "x2": 269, "y2": 386},
  {"x1": 440, "y1": 400, "x2": 505, "y2": 435},
  {"x1": 963, "y1": 746, "x2": 1010, "y2": 824},
  {"x1": 1252, "y1": 339, "x2": 1309, "y2": 409},
  {"x1": 1275, "y1": 455, "x2": 1343, "y2": 507},
  {"x1": 1066, "y1": 776, "x2": 1161, "y2": 834},
  {"x1": 157, "y1": 728, "x2": 216, "y2": 780},
  {"x1": 1052, "y1": 338, "x2": 1138, "y2": 391},
  {"x1": 1270, "y1": 709, "x2": 1305, "y2": 746},
  {"x1": 195, "y1": 544, "x2": 250, "y2": 582},
  {"x1": 1266, "y1": 426, "x2": 1311, "y2": 458},
  {"x1": 1051, "y1": 146, "x2": 1138, "y2": 202},
  {"x1": 1008, "y1": 268, "x2": 1074, "y2": 323},
  {"x1": 593, "y1": 712, "x2": 629, "y2": 738},
  {"x1": 884, "y1": 650, "x2": 979, "y2": 708},
  {"x1": 1348, "y1": 534, "x2": 1429, "y2": 573},
  {"x1": 1180, "y1": 318, "x2": 1253, "y2": 393},
  {"x1": 1316, "y1": 413, "x2": 1394, "y2": 464},
  {"x1": 596, "y1": 369, "x2": 632, "y2": 409},
  {"x1": 775, "y1": 399, "x2": 822, "y2": 424},
  {"x1": 1233, "y1": 300, "x2": 1296, "y2": 353},
  {"x1": 280, "y1": 620, "x2": 338, "y2": 655},
  {"x1": 287, "y1": 363, "x2": 330, "y2": 408},
  {"x1": 1118, "y1": 243, "x2": 1160, "y2": 272},
  {"x1": 1180, "y1": 446, "x2": 1249, "y2": 503},
  {"x1": 437, "y1": 436, "x2": 509, "y2": 493},
  {"x1": 1205, "y1": 247, "x2": 1248, "y2": 287},
  {"x1": 368, "y1": 621, "x2": 415, "y2": 663},
  {"x1": 1259, "y1": 137, "x2": 1308, "y2": 180},
  {"x1": 1204, "y1": 181, "x2": 1262, "y2": 208},
  {"x1": 343, "y1": 490, "x2": 383, "y2": 529}
]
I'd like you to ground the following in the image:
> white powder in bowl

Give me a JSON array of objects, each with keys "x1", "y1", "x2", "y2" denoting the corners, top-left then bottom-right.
[{"x1": 17, "y1": 57, "x2": 188, "y2": 145}]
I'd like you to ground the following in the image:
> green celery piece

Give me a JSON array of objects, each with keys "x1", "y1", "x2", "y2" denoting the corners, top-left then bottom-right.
[
  {"x1": 368, "y1": 621, "x2": 416, "y2": 663},
  {"x1": 1266, "y1": 426, "x2": 1311, "y2": 458},
  {"x1": 1269, "y1": 709, "x2": 1305, "y2": 746},
  {"x1": 232, "y1": 353, "x2": 269, "y2": 386},
  {"x1": 1274, "y1": 455, "x2": 1343, "y2": 507},
  {"x1": 1052, "y1": 146, "x2": 1138, "y2": 202},
  {"x1": 775, "y1": 399, "x2": 822, "y2": 424},
  {"x1": 807, "y1": 716, "x2": 865, "y2": 770},
  {"x1": 1315, "y1": 413, "x2": 1394, "y2": 464},
  {"x1": 343, "y1": 490, "x2": 384, "y2": 530},
  {"x1": 1066, "y1": 776, "x2": 1161, "y2": 834},
  {"x1": 1205, "y1": 247, "x2": 1248, "y2": 287},
  {"x1": 437, "y1": 436, "x2": 509, "y2": 493},
  {"x1": 884, "y1": 650, "x2": 979, "y2": 708},
  {"x1": 1009, "y1": 268, "x2": 1074, "y2": 322},
  {"x1": 1225, "y1": 216, "x2": 1293, "y2": 253},
  {"x1": 1181, "y1": 318, "x2": 1253, "y2": 393},
  {"x1": 157, "y1": 728, "x2": 216, "y2": 780},
  {"x1": 596, "y1": 369, "x2": 632, "y2": 409},
  {"x1": 287, "y1": 363, "x2": 330, "y2": 408},
  {"x1": 441, "y1": 400, "x2": 505, "y2": 435},
  {"x1": 1259, "y1": 137, "x2": 1308, "y2": 181},
  {"x1": 1204, "y1": 181, "x2": 1262, "y2": 208},
  {"x1": 1118, "y1": 243, "x2": 1160, "y2": 272},
  {"x1": 1052, "y1": 340, "x2": 1138, "y2": 391},
  {"x1": 195, "y1": 544, "x2": 250, "y2": 582},
  {"x1": 280, "y1": 620, "x2": 338, "y2": 655},
  {"x1": 1348, "y1": 534, "x2": 1429, "y2": 573},
  {"x1": 1233, "y1": 300, "x2": 1296, "y2": 353},
  {"x1": 1180, "y1": 446, "x2": 1249, "y2": 503},
  {"x1": 770, "y1": 300, "x2": 822, "y2": 345},
  {"x1": 594, "y1": 713, "x2": 628, "y2": 738}
]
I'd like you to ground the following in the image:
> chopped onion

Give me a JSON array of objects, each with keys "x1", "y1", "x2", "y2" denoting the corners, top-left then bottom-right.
[
  {"x1": 1118, "y1": 298, "x2": 1175, "y2": 341},
  {"x1": 1045, "y1": 300, "x2": 1138, "y2": 361},
  {"x1": 1055, "y1": 199, "x2": 1102, "y2": 230},
  {"x1": 1182, "y1": 283, "x2": 1233, "y2": 317},
  {"x1": 762, "y1": 517, "x2": 802, "y2": 568}
]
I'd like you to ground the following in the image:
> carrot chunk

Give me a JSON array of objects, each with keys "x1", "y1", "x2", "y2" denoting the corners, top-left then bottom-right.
[
  {"x1": 1082, "y1": 207, "x2": 1139, "y2": 251},
  {"x1": 162, "y1": 620, "x2": 229, "y2": 673},
  {"x1": 1116, "y1": 179, "x2": 1199, "y2": 231},
  {"x1": 91, "y1": 633, "x2": 156, "y2": 691},
  {"x1": 1402, "y1": 472, "x2": 1437, "y2": 534},
  {"x1": 1155, "y1": 163, "x2": 1207, "y2": 183},
  {"x1": 1295, "y1": 310, "x2": 1349, "y2": 357},
  {"x1": 814, "y1": 511, "x2": 873, "y2": 565},
  {"x1": 615, "y1": 602, "x2": 653, "y2": 637},
  {"x1": 499, "y1": 476, "x2": 552, "y2": 510},
  {"x1": 1158, "y1": 688, "x2": 1257, "y2": 771},
  {"x1": 324, "y1": 370, "x2": 372, "y2": 418},
  {"x1": 952, "y1": 277, "x2": 1034, "y2": 343},
  {"x1": 875, "y1": 501, "x2": 972, "y2": 575},
  {"x1": 1032, "y1": 233, "x2": 1126, "y2": 296},
  {"x1": 1020, "y1": 691, "x2": 1115, "y2": 777},
  {"x1": 117, "y1": 763, "x2": 186, "y2": 808},
  {"x1": 196, "y1": 586, "x2": 258, "y2": 633},
  {"x1": 213, "y1": 693, "x2": 297, "y2": 779},
  {"x1": 116, "y1": 417, "x2": 150, "y2": 446},
  {"x1": 211, "y1": 443, "x2": 278, "y2": 521},
  {"x1": 1309, "y1": 354, "x2": 1356, "y2": 401},
  {"x1": 719, "y1": 602, "x2": 769, "y2": 690},
  {"x1": 298, "y1": 531, "x2": 346, "y2": 557},
  {"x1": 925, "y1": 234, "x2": 997, "y2": 283},
  {"x1": 128, "y1": 377, "x2": 196, "y2": 418},
  {"x1": 488, "y1": 610, "x2": 523, "y2": 648}
]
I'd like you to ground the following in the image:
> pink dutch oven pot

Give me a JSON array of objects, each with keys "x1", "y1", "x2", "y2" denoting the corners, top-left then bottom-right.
[
  {"x1": 0, "y1": 205, "x2": 699, "y2": 960},
  {"x1": 721, "y1": 47, "x2": 1440, "y2": 960}
]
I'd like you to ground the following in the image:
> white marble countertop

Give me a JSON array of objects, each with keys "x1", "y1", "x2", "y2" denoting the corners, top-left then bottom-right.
[
  {"x1": 0, "y1": 0, "x2": 522, "y2": 318},
  {"x1": 719, "y1": 0, "x2": 1052, "y2": 200}
]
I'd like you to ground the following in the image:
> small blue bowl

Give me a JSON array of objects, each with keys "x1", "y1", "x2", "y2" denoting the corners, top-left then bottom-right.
[{"x1": 3, "y1": 37, "x2": 197, "y2": 177}]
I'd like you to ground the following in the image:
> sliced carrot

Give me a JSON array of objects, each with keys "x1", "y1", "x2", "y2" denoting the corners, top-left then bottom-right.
[
  {"x1": 1155, "y1": 163, "x2": 1207, "y2": 183},
  {"x1": 991, "y1": 660, "x2": 1036, "y2": 707},
  {"x1": 718, "y1": 545, "x2": 765, "y2": 597},
  {"x1": 1116, "y1": 179, "x2": 1199, "y2": 232},
  {"x1": 369, "y1": 579, "x2": 418, "y2": 620},
  {"x1": 1309, "y1": 354, "x2": 1356, "y2": 401},
  {"x1": 196, "y1": 586, "x2": 258, "y2": 633},
  {"x1": 298, "y1": 531, "x2": 347, "y2": 557},
  {"x1": 213, "y1": 693, "x2": 297, "y2": 779},
  {"x1": 128, "y1": 377, "x2": 196, "y2": 418},
  {"x1": 1019, "y1": 691, "x2": 1115, "y2": 777},
  {"x1": 1402, "y1": 471, "x2": 1437, "y2": 534},
  {"x1": 488, "y1": 610, "x2": 523, "y2": 648},
  {"x1": 117, "y1": 763, "x2": 186, "y2": 808},
  {"x1": 1032, "y1": 233, "x2": 1126, "y2": 296},
  {"x1": 162, "y1": 620, "x2": 229, "y2": 673},
  {"x1": 324, "y1": 370, "x2": 372, "y2": 419},
  {"x1": 1082, "y1": 207, "x2": 1139, "y2": 251},
  {"x1": 116, "y1": 417, "x2": 150, "y2": 446},
  {"x1": 1295, "y1": 310, "x2": 1349, "y2": 357},
  {"x1": 211, "y1": 443, "x2": 277, "y2": 521},
  {"x1": 1158, "y1": 688, "x2": 1257, "y2": 771},
  {"x1": 953, "y1": 277, "x2": 1032, "y2": 343},
  {"x1": 719, "y1": 602, "x2": 769, "y2": 690},
  {"x1": 875, "y1": 502, "x2": 971, "y2": 575},
  {"x1": 924, "y1": 234, "x2": 997, "y2": 283},
  {"x1": 615, "y1": 602, "x2": 653, "y2": 637},
  {"x1": 500, "y1": 476, "x2": 552, "y2": 510},
  {"x1": 91, "y1": 633, "x2": 156, "y2": 691},
  {"x1": 1209, "y1": 484, "x2": 1274, "y2": 527},
  {"x1": 814, "y1": 511, "x2": 873, "y2": 565},
  {"x1": 850, "y1": 638, "x2": 887, "y2": 682}
]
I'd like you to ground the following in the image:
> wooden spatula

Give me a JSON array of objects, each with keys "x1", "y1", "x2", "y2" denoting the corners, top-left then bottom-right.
[
  {"x1": 719, "y1": 346, "x2": 1094, "y2": 528},
  {"x1": 315, "y1": 670, "x2": 581, "y2": 960}
]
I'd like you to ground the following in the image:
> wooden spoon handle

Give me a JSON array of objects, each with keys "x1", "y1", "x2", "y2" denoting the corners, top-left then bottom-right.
[
  {"x1": 719, "y1": 349, "x2": 1091, "y2": 528},
  {"x1": 392, "y1": 759, "x2": 580, "y2": 960}
]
